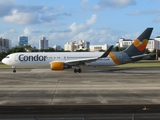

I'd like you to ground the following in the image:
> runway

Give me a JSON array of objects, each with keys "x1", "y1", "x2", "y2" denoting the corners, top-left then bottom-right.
[
  {"x1": 1, "y1": 66, "x2": 160, "y2": 119},
  {"x1": 0, "y1": 66, "x2": 160, "y2": 105}
]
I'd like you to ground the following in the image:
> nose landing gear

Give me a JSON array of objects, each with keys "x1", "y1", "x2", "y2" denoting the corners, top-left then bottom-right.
[
  {"x1": 12, "y1": 66, "x2": 16, "y2": 73},
  {"x1": 13, "y1": 69, "x2": 16, "y2": 73}
]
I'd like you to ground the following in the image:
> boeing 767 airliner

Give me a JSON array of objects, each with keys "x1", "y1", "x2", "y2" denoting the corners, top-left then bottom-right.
[{"x1": 2, "y1": 28, "x2": 154, "y2": 73}]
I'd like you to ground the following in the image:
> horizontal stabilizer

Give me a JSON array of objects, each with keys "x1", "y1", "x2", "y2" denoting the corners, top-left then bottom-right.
[{"x1": 131, "y1": 53, "x2": 155, "y2": 59}]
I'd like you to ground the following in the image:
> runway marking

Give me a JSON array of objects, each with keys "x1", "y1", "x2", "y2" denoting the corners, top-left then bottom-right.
[
  {"x1": 86, "y1": 81, "x2": 108, "y2": 104},
  {"x1": 50, "y1": 79, "x2": 60, "y2": 105}
]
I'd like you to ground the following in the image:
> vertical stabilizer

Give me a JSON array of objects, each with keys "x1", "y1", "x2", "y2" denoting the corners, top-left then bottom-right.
[{"x1": 124, "y1": 28, "x2": 153, "y2": 56}]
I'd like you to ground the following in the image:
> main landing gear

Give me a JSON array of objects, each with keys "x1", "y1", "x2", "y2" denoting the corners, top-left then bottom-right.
[
  {"x1": 74, "y1": 68, "x2": 81, "y2": 73},
  {"x1": 12, "y1": 66, "x2": 16, "y2": 73}
]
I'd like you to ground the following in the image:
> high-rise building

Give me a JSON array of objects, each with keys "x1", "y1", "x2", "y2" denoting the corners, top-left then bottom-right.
[
  {"x1": 0, "y1": 37, "x2": 11, "y2": 52},
  {"x1": 39, "y1": 37, "x2": 48, "y2": 50},
  {"x1": 18, "y1": 36, "x2": 28, "y2": 46}
]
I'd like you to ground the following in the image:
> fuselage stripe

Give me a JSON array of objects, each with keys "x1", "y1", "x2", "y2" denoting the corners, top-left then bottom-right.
[{"x1": 109, "y1": 52, "x2": 121, "y2": 65}]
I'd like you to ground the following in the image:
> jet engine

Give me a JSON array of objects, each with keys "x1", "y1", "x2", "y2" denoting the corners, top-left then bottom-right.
[{"x1": 50, "y1": 62, "x2": 72, "y2": 70}]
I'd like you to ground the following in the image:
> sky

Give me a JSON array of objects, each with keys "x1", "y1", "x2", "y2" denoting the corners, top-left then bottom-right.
[{"x1": 0, "y1": 0, "x2": 160, "y2": 48}]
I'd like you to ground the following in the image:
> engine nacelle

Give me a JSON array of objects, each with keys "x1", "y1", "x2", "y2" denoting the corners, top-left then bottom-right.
[{"x1": 50, "y1": 62, "x2": 72, "y2": 70}]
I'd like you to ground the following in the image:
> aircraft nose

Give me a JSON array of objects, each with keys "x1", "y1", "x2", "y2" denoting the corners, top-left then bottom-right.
[
  {"x1": 1, "y1": 58, "x2": 9, "y2": 65},
  {"x1": 1, "y1": 58, "x2": 6, "y2": 64}
]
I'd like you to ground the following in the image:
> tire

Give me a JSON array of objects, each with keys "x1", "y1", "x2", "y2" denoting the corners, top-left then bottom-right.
[
  {"x1": 78, "y1": 69, "x2": 81, "y2": 73},
  {"x1": 13, "y1": 69, "x2": 16, "y2": 73},
  {"x1": 74, "y1": 69, "x2": 77, "y2": 73}
]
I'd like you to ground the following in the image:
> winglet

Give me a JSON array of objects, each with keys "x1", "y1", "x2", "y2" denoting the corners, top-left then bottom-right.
[{"x1": 99, "y1": 45, "x2": 113, "y2": 58}]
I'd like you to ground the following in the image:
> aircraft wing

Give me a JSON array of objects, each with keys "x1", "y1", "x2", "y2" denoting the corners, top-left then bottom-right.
[
  {"x1": 64, "y1": 45, "x2": 113, "y2": 66},
  {"x1": 131, "y1": 53, "x2": 155, "y2": 59},
  {"x1": 64, "y1": 57, "x2": 99, "y2": 65}
]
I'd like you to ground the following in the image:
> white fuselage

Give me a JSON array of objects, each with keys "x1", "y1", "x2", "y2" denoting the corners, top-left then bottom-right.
[{"x1": 2, "y1": 52, "x2": 117, "y2": 67}]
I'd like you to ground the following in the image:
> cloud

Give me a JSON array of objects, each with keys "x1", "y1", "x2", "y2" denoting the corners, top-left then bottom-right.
[
  {"x1": 121, "y1": 32, "x2": 139, "y2": 39},
  {"x1": 8, "y1": 28, "x2": 16, "y2": 33},
  {"x1": 127, "y1": 10, "x2": 142, "y2": 15},
  {"x1": 47, "y1": 15, "x2": 122, "y2": 46},
  {"x1": 0, "y1": 28, "x2": 18, "y2": 46},
  {"x1": 149, "y1": 0, "x2": 160, "y2": 2},
  {"x1": 0, "y1": 0, "x2": 14, "y2": 17},
  {"x1": 3, "y1": 9, "x2": 72, "y2": 25},
  {"x1": 86, "y1": 14, "x2": 97, "y2": 25},
  {"x1": 0, "y1": 1, "x2": 71, "y2": 25},
  {"x1": 92, "y1": 0, "x2": 136, "y2": 10},
  {"x1": 81, "y1": 0, "x2": 89, "y2": 4},
  {"x1": 24, "y1": 28, "x2": 32, "y2": 35},
  {"x1": 127, "y1": 8, "x2": 160, "y2": 15},
  {"x1": 0, "y1": 28, "x2": 16, "y2": 37},
  {"x1": 153, "y1": 16, "x2": 160, "y2": 23},
  {"x1": 5, "y1": 14, "x2": 139, "y2": 48},
  {"x1": 81, "y1": 0, "x2": 90, "y2": 10},
  {"x1": 4, "y1": 10, "x2": 39, "y2": 25},
  {"x1": 68, "y1": 14, "x2": 97, "y2": 34},
  {"x1": 19, "y1": 14, "x2": 99, "y2": 47},
  {"x1": 40, "y1": 13, "x2": 72, "y2": 23}
]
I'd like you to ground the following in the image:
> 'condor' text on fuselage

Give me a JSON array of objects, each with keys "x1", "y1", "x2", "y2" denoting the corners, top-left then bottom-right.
[{"x1": 19, "y1": 54, "x2": 47, "y2": 61}]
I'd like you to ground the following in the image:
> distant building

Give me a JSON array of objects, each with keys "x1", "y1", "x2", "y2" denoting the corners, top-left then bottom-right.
[
  {"x1": 118, "y1": 38, "x2": 133, "y2": 48},
  {"x1": 146, "y1": 39, "x2": 158, "y2": 51},
  {"x1": 39, "y1": 37, "x2": 48, "y2": 50},
  {"x1": 18, "y1": 36, "x2": 28, "y2": 46},
  {"x1": 155, "y1": 36, "x2": 160, "y2": 50},
  {"x1": 64, "y1": 41, "x2": 76, "y2": 51},
  {"x1": 77, "y1": 40, "x2": 90, "y2": 50},
  {"x1": 64, "y1": 40, "x2": 90, "y2": 51},
  {"x1": 89, "y1": 44, "x2": 109, "y2": 52},
  {"x1": 53, "y1": 45, "x2": 62, "y2": 51},
  {"x1": 0, "y1": 37, "x2": 11, "y2": 52},
  {"x1": 116, "y1": 37, "x2": 160, "y2": 52}
]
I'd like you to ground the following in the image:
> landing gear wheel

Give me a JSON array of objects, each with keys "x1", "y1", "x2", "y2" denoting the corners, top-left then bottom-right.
[
  {"x1": 12, "y1": 66, "x2": 16, "y2": 73},
  {"x1": 74, "y1": 69, "x2": 77, "y2": 73},
  {"x1": 74, "y1": 68, "x2": 81, "y2": 73},
  {"x1": 13, "y1": 69, "x2": 16, "y2": 73},
  {"x1": 78, "y1": 68, "x2": 81, "y2": 73}
]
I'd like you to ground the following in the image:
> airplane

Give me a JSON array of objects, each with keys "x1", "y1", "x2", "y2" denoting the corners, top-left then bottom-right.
[{"x1": 2, "y1": 28, "x2": 154, "y2": 73}]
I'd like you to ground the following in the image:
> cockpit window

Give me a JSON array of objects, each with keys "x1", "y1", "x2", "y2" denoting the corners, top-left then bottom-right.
[{"x1": 5, "y1": 56, "x2": 9, "y2": 58}]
